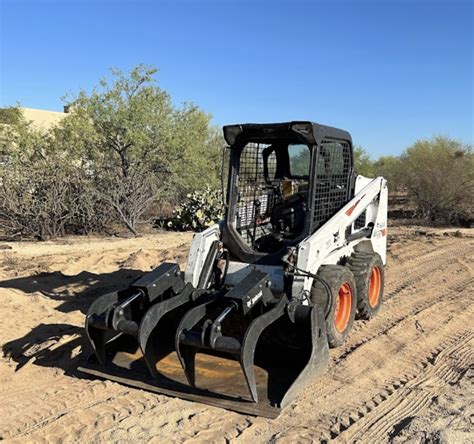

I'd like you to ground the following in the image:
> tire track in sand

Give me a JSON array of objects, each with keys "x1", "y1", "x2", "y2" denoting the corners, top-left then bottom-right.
[
  {"x1": 0, "y1": 231, "x2": 472, "y2": 442},
  {"x1": 333, "y1": 333, "x2": 473, "y2": 442}
]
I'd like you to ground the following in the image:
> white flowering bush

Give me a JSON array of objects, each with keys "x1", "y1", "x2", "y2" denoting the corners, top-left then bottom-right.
[{"x1": 167, "y1": 188, "x2": 223, "y2": 231}]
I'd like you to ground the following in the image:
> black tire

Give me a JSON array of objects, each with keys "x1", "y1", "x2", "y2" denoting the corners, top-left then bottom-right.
[
  {"x1": 310, "y1": 265, "x2": 357, "y2": 348},
  {"x1": 347, "y1": 252, "x2": 384, "y2": 320}
]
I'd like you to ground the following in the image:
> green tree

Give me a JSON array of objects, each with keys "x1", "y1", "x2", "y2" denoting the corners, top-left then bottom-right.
[
  {"x1": 354, "y1": 146, "x2": 375, "y2": 177},
  {"x1": 56, "y1": 65, "x2": 223, "y2": 233},
  {"x1": 373, "y1": 155, "x2": 403, "y2": 190},
  {"x1": 60, "y1": 65, "x2": 221, "y2": 184}
]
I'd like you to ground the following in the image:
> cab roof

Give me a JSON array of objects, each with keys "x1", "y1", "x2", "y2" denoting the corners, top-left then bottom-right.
[{"x1": 223, "y1": 121, "x2": 352, "y2": 146}]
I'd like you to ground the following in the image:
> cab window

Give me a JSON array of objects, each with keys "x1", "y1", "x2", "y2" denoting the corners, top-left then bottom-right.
[{"x1": 288, "y1": 144, "x2": 310, "y2": 176}]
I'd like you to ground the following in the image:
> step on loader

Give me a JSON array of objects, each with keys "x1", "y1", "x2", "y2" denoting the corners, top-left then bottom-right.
[{"x1": 79, "y1": 121, "x2": 388, "y2": 418}]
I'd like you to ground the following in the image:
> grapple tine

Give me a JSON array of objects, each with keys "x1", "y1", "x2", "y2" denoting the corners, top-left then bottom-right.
[
  {"x1": 85, "y1": 291, "x2": 120, "y2": 365},
  {"x1": 240, "y1": 296, "x2": 287, "y2": 403},
  {"x1": 138, "y1": 284, "x2": 194, "y2": 378},
  {"x1": 175, "y1": 302, "x2": 210, "y2": 386},
  {"x1": 280, "y1": 304, "x2": 329, "y2": 408},
  {"x1": 179, "y1": 347, "x2": 198, "y2": 387}
]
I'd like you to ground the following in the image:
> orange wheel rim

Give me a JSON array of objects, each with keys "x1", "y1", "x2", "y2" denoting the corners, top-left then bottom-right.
[
  {"x1": 368, "y1": 266, "x2": 382, "y2": 308},
  {"x1": 335, "y1": 283, "x2": 352, "y2": 332}
]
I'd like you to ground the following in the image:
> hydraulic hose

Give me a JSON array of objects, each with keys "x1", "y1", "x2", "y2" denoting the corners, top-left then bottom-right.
[{"x1": 282, "y1": 256, "x2": 333, "y2": 310}]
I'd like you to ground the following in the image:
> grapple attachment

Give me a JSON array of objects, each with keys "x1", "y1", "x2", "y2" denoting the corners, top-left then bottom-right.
[
  {"x1": 85, "y1": 263, "x2": 193, "y2": 369},
  {"x1": 80, "y1": 264, "x2": 329, "y2": 418}
]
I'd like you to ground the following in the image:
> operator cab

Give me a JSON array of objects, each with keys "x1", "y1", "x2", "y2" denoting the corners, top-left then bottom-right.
[{"x1": 223, "y1": 122, "x2": 354, "y2": 263}]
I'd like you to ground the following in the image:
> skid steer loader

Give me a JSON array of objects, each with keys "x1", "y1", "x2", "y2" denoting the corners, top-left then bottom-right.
[{"x1": 79, "y1": 121, "x2": 387, "y2": 418}]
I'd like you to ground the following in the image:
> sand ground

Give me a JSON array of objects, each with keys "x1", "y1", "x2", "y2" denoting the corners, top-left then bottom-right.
[{"x1": 0, "y1": 227, "x2": 472, "y2": 443}]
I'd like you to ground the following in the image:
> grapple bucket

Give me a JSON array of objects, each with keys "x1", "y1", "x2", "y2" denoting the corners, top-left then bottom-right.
[{"x1": 80, "y1": 266, "x2": 329, "y2": 418}]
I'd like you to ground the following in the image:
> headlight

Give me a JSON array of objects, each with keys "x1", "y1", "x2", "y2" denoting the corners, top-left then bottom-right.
[{"x1": 291, "y1": 122, "x2": 312, "y2": 135}]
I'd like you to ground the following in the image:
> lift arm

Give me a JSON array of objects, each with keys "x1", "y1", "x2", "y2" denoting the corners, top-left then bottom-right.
[{"x1": 293, "y1": 176, "x2": 388, "y2": 297}]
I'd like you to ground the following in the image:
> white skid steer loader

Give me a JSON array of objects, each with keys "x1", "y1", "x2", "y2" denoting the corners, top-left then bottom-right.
[{"x1": 79, "y1": 121, "x2": 387, "y2": 418}]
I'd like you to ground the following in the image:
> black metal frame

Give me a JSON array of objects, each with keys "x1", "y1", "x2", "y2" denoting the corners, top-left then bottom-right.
[
  {"x1": 83, "y1": 262, "x2": 328, "y2": 414},
  {"x1": 222, "y1": 122, "x2": 354, "y2": 263}
]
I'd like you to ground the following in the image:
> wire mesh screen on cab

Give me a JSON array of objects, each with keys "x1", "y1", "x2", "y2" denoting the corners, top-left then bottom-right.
[
  {"x1": 354, "y1": 210, "x2": 366, "y2": 230},
  {"x1": 234, "y1": 139, "x2": 352, "y2": 248},
  {"x1": 235, "y1": 143, "x2": 276, "y2": 248},
  {"x1": 312, "y1": 139, "x2": 352, "y2": 232}
]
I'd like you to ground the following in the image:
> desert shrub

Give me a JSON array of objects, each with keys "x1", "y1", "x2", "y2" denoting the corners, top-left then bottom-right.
[
  {"x1": 95, "y1": 166, "x2": 162, "y2": 236},
  {"x1": 0, "y1": 159, "x2": 160, "y2": 239},
  {"x1": 166, "y1": 188, "x2": 223, "y2": 231},
  {"x1": 0, "y1": 106, "x2": 22, "y2": 125},
  {"x1": 0, "y1": 159, "x2": 82, "y2": 239},
  {"x1": 399, "y1": 136, "x2": 473, "y2": 225},
  {"x1": 65, "y1": 177, "x2": 112, "y2": 235}
]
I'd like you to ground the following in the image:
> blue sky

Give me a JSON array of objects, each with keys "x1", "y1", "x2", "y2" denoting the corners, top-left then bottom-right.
[{"x1": 0, "y1": 0, "x2": 472, "y2": 157}]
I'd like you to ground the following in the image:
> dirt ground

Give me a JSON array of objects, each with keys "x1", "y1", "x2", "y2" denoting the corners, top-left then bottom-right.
[{"x1": 0, "y1": 226, "x2": 472, "y2": 443}]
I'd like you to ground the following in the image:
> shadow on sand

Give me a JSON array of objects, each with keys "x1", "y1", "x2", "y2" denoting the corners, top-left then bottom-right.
[
  {"x1": 0, "y1": 268, "x2": 144, "y2": 314},
  {"x1": 1, "y1": 268, "x2": 144, "y2": 375},
  {"x1": 3, "y1": 323, "x2": 86, "y2": 374}
]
